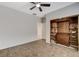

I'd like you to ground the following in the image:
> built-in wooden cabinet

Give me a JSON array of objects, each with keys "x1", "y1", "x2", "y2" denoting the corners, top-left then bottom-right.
[
  {"x1": 69, "y1": 16, "x2": 78, "y2": 50},
  {"x1": 50, "y1": 16, "x2": 78, "y2": 50}
]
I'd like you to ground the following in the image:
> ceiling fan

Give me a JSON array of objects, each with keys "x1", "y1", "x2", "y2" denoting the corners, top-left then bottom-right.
[{"x1": 30, "y1": 2, "x2": 50, "y2": 12}]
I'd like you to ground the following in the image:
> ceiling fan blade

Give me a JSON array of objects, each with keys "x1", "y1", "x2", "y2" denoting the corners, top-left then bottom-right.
[
  {"x1": 39, "y1": 7, "x2": 42, "y2": 12},
  {"x1": 30, "y1": 6, "x2": 36, "y2": 10},
  {"x1": 41, "y1": 4, "x2": 50, "y2": 7},
  {"x1": 30, "y1": 2, "x2": 36, "y2": 4}
]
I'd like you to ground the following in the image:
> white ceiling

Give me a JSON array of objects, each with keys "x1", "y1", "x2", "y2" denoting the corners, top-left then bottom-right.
[{"x1": 0, "y1": 2, "x2": 75, "y2": 17}]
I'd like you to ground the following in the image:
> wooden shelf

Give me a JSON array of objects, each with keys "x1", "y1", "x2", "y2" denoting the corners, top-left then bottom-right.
[{"x1": 50, "y1": 16, "x2": 78, "y2": 50}]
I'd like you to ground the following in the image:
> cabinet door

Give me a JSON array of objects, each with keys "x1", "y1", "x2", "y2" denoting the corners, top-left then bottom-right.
[
  {"x1": 56, "y1": 21, "x2": 70, "y2": 46},
  {"x1": 56, "y1": 33, "x2": 69, "y2": 46},
  {"x1": 58, "y1": 22, "x2": 69, "y2": 33}
]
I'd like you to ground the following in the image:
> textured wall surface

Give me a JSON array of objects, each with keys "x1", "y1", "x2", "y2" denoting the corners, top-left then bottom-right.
[{"x1": 0, "y1": 5, "x2": 40, "y2": 49}]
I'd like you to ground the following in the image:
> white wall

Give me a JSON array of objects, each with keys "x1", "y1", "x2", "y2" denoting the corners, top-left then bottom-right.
[
  {"x1": 0, "y1": 5, "x2": 40, "y2": 49},
  {"x1": 46, "y1": 3, "x2": 79, "y2": 43},
  {"x1": 37, "y1": 19, "x2": 43, "y2": 39},
  {"x1": 37, "y1": 17, "x2": 46, "y2": 40}
]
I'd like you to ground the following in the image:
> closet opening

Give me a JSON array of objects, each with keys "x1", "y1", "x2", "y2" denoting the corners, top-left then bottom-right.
[{"x1": 50, "y1": 15, "x2": 78, "y2": 50}]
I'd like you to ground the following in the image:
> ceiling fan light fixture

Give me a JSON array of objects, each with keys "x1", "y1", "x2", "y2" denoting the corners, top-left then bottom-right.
[
  {"x1": 36, "y1": 4, "x2": 40, "y2": 7},
  {"x1": 30, "y1": 2, "x2": 51, "y2": 12}
]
